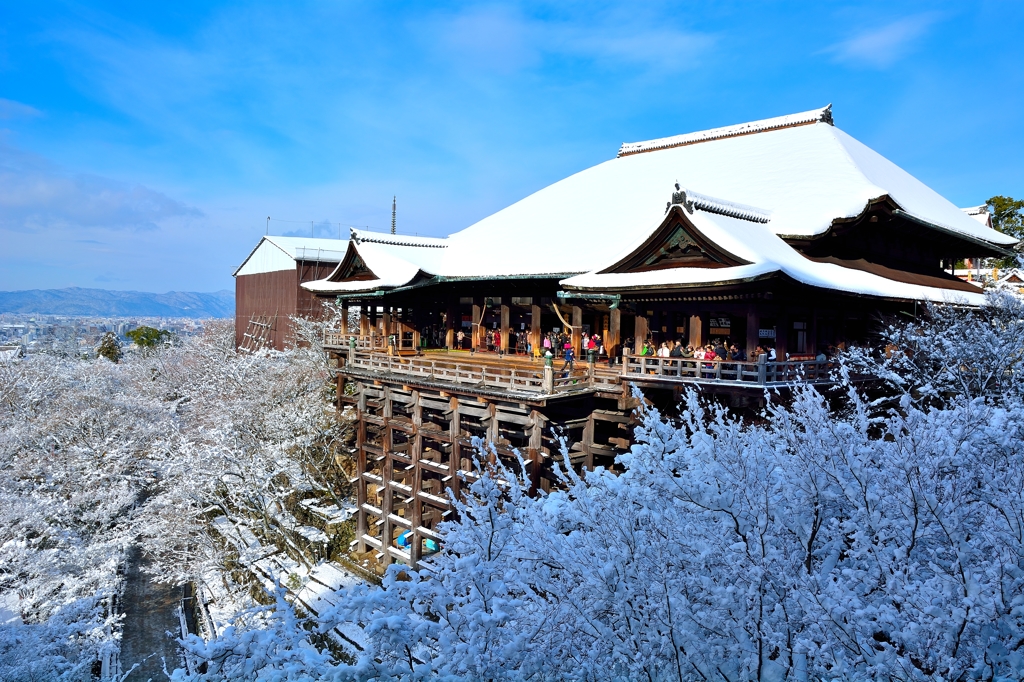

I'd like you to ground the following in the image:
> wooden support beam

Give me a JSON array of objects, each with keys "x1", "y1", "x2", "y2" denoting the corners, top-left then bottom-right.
[
  {"x1": 500, "y1": 304, "x2": 511, "y2": 352},
  {"x1": 355, "y1": 383, "x2": 368, "y2": 553},
  {"x1": 582, "y1": 412, "x2": 595, "y2": 471},
  {"x1": 472, "y1": 297, "x2": 484, "y2": 351},
  {"x1": 746, "y1": 306, "x2": 759, "y2": 357},
  {"x1": 530, "y1": 304, "x2": 541, "y2": 357},
  {"x1": 449, "y1": 396, "x2": 462, "y2": 501},
  {"x1": 445, "y1": 300, "x2": 457, "y2": 349},
  {"x1": 410, "y1": 390, "x2": 423, "y2": 566},
  {"x1": 572, "y1": 305, "x2": 583, "y2": 359},
  {"x1": 776, "y1": 309, "x2": 789, "y2": 358},
  {"x1": 360, "y1": 304, "x2": 371, "y2": 337},
  {"x1": 635, "y1": 314, "x2": 649, "y2": 354},
  {"x1": 380, "y1": 385, "x2": 394, "y2": 565},
  {"x1": 608, "y1": 307, "x2": 621, "y2": 362},
  {"x1": 688, "y1": 314, "x2": 703, "y2": 348},
  {"x1": 528, "y1": 409, "x2": 544, "y2": 494}
]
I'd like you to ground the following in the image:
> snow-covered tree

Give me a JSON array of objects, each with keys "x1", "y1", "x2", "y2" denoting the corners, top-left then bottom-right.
[{"x1": 174, "y1": 293, "x2": 1024, "y2": 681}]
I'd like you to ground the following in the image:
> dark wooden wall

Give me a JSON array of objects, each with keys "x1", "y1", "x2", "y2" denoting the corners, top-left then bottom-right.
[{"x1": 235, "y1": 269, "x2": 298, "y2": 350}]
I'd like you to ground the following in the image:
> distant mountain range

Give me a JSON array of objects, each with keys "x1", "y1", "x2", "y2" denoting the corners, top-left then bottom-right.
[{"x1": 0, "y1": 287, "x2": 234, "y2": 318}]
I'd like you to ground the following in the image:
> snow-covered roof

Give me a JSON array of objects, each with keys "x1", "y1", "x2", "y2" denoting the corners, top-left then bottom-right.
[
  {"x1": 562, "y1": 196, "x2": 988, "y2": 306},
  {"x1": 234, "y1": 236, "x2": 349, "y2": 277},
  {"x1": 617, "y1": 105, "x2": 834, "y2": 157},
  {"x1": 302, "y1": 230, "x2": 447, "y2": 294},
  {"x1": 301, "y1": 106, "x2": 1017, "y2": 302},
  {"x1": 961, "y1": 205, "x2": 993, "y2": 229}
]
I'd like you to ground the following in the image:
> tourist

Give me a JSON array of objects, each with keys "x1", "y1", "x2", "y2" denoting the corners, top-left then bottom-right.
[
  {"x1": 658, "y1": 342, "x2": 670, "y2": 358},
  {"x1": 669, "y1": 341, "x2": 683, "y2": 358},
  {"x1": 561, "y1": 342, "x2": 575, "y2": 373}
]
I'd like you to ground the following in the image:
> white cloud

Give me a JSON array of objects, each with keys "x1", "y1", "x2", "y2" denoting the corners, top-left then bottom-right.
[
  {"x1": 825, "y1": 13, "x2": 941, "y2": 69},
  {"x1": 0, "y1": 98, "x2": 42, "y2": 120},
  {"x1": 0, "y1": 143, "x2": 202, "y2": 232},
  {"x1": 423, "y1": 6, "x2": 716, "y2": 75}
]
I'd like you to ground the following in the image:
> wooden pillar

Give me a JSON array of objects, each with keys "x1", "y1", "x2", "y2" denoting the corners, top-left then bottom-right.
[
  {"x1": 449, "y1": 396, "x2": 462, "y2": 501},
  {"x1": 359, "y1": 303, "x2": 370, "y2": 337},
  {"x1": 408, "y1": 309, "x2": 420, "y2": 351},
  {"x1": 582, "y1": 412, "x2": 595, "y2": 472},
  {"x1": 776, "y1": 309, "x2": 789, "y2": 358},
  {"x1": 500, "y1": 304, "x2": 511, "y2": 352},
  {"x1": 472, "y1": 297, "x2": 484, "y2": 350},
  {"x1": 688, "y1": 314, "x2": 703, "y2": 348},
  {"x1": 410, "y1": 390, "x2": 423, "y2": 566},
  {"x1": 746, "y1": 306, "x2": 759, "y2": 357},
  {"x1": 635, "y1": 314, "x2": 649, "y2": 354},
  {"x1": 380, "y1": 385, "x2": 394, "y2": 565},
  {"x1": 530, "y1": 304, "x2": 541, "y2": 355},
  {"x1": 528, "y1": 410, "x2": 544, "y2": 494},
  {"x1": 572, "y1": 305, "x2": 583, "y2": 358},
  {"x1": 809, "y1": 311, "x2": 818, "y2": 356},
  {"x1": 382, "y1": 307, "x2": 392, "y2": 338},
  {"x1": 445, "y1": 301, "x2": 457, "y2": 349},
  {"x1": 355, "y1": 383, "x2": 368, "y2": 552},
  {"x1": 608, "y1": 308, "x2": 621, "y2": 360}
]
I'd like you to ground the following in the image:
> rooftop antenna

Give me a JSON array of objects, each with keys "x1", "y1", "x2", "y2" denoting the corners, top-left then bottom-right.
[
  {"x1": 391, "y1": 196, "x2": 396, "y2": 235},
  {"x1": 266, "y1": 216, "x2": 270, "y2": 235}
]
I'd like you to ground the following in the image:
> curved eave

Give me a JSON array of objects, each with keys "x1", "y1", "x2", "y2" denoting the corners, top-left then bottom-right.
[
  {"x1": 562, "y1": 265, "x2": 987, "y2": 307},
  {"x1": 892, "y1": 210, "x2": 1018, "y2": 257}
]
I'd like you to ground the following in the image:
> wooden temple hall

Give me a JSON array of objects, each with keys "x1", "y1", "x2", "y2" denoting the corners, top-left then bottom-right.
[{"x1": 246, "y1": 105, "x2": 1017, "y2": 568}]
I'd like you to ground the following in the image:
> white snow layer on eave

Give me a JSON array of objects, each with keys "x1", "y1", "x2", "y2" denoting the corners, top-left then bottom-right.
[
  {"x1": 234, "y1": 236, "x2": 349, "y2": 276},
  {"x1": 357, "y1": 241, "x2": 444, "y2": 283},
  {"x1": 617, "y1": 106, "x2": 830, "y2": 156},
  {"x1": 264, "y1": 236, "x2": 350, "y2": 261},
  {"x1": 302, "y1": 278, "x2": 387, "y2": 293},
  {"x1": 234, "y1": 238, "x2": 298, "y2": 276},
  {"x1": 833, "y1": 129, "x2": 1016, "y2": 247},
  {"x1": 562, "y1": 212, "x2": 988, "y2": 305}
]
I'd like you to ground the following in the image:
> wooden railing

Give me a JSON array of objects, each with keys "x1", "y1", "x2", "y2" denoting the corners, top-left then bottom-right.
[
  {"x1": 348, "y1": 352, "x2": 552, "y2": 393},
  {"x1": 339, "y1": 348, "x2": 835, "y2": 394},
  {"x1": 623, "y1": 355, "x2": 833, "y2": 386}
]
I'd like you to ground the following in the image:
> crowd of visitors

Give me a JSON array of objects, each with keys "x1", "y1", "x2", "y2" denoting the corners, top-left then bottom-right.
[{"x1": 439, "y1": 326, "x2": 833, "y2": 368}]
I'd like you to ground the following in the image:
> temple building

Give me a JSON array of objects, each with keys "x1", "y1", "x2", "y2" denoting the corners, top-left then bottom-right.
[
  {"x1": 304, "y1": 105, "x2": 1014, "y2": 360},
  {"x1": 233, "y1": 235, "x2": 348, "y2": 350},
  {"x1": 238, "y1": 106, "x2": 1019, "y2": 569}
]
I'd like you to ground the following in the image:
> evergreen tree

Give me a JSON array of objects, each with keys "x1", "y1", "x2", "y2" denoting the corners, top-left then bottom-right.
[
  {"x1": 96, "y1": 332, "x2": 122, "y2": 363},
  {"x1": 125, "y1": 326, "x2": 172, "y2": 348},
  {"x1": 986, "y1": 195, "x2": 1024, "y2": 269}
]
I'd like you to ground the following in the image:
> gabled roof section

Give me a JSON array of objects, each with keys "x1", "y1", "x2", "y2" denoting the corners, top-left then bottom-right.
[
  {"x1": 961, "y1": 205, "x2": 993, "y2": 229},
  {"x1": 302, "y1": 229, "x2": 448, "y2": 294},
  {"x1": 600, "y1": 200, "x2": 752, "y2": 274},
  {"x1": 617, "y1": 105, "x2": 833, "y2": 157},
  {"x1": 562, "y1": 184, "x2": 988, "y2": 305},
  {"x1": 233, "y1": 236, "x2": 348, "y2": 277}
]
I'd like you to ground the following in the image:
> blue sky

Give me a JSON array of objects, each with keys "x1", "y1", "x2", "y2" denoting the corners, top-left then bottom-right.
[{"x1": 2, "y1": 1, "x2": 1022, "y2": 292}]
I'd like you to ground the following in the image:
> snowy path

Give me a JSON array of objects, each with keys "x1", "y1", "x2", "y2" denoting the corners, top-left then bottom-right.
[{"x1": 119, "y1": 546, "x2": 183, "y2": 681}]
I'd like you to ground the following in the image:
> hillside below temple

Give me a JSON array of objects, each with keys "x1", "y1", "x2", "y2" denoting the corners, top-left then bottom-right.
[{"x1": 236, "y1": 105, "x2": 1019, "y2": 569}]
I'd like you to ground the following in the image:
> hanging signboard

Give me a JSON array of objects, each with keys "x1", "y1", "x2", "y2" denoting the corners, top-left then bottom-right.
[
  {"x1": 759, "y1": 328, "x2": 776, "y2": 338},
  {"x1": 709, "y1": 316, "x2": 731, "y2": 336}
]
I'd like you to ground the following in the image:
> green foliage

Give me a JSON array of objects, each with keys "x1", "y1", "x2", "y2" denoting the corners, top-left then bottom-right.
[
  {"x1": 986, "y1": 195, "x2": 1024, "y2": 268},
  {"x1": 125, "y1": 326, "x2": 172, "y2": 348},
  {"x1": 96, "y1": 332, "x2": 122, "y2": 363}
]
